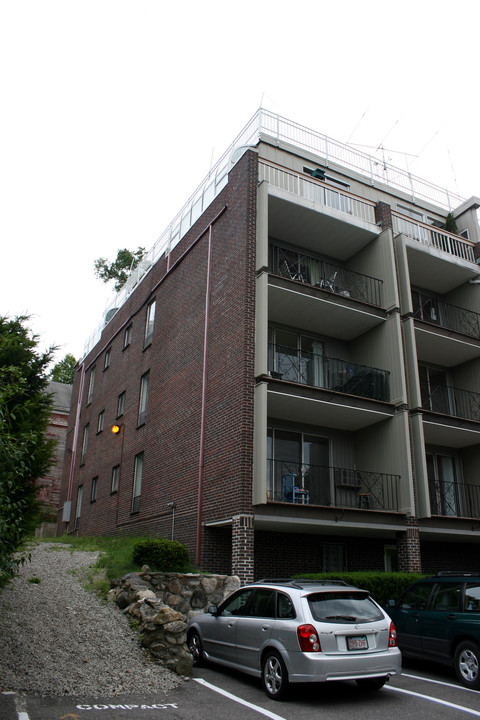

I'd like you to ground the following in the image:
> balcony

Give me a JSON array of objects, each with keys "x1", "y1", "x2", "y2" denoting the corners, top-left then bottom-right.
[
  {"x1": 429, "y1": 479, "x2": 480, "y2": 519},
  {"x1": 420, "y1": 381, "x2": 480, "y2": 423},
  {"x1": 269, "y1": 343, "x2": 390, "y2": 402},
  {"x1": 270, "y1": 245, "x2": 383, "y2": 306},
  {"x1": 268, "y1": 459, "x2": 400, "y2": 512},
  {"x1": 392, "y1": 212, "x2": 475, "y2": 263},
  {"x1": 412, "y1": 289, "x2": 480, "y2": 339}
]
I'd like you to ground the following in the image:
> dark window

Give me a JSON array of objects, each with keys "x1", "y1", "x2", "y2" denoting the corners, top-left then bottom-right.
[
  {"x1": 90, "y1": 476, "x2": 98, "y2": 502},
  {"x1": 144, "y1": 300, "x2": 156, "y2": 346},
  {"x1": 97, "y1": 410, "x2": 104, "y2": 433},
  {"x1": 117, "y1": 391, "x2": 126, "y2": 418},
  {"x1": 138, "y1": 371, "x2": 150, "y2": 426},
  {"x1": 132, "y1": 452, "x2": 144, "y2": 513},
  {"x1": 104, "y1": 347, "x2": 111, "y2": 369},
  {"x1": 124, "y1": 324, "x2": 132, "y2": 348},
  {"x1": 111, "y1": 465, "x2": 120, "y2": 493}
]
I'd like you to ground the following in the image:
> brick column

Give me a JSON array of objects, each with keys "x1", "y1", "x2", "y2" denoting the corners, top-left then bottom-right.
[
  {"x1": 375, "y1": 201, "x2": 393, "y2": 229},
  {"x1": 397, "y1": 519, "x2": 422, "y2": 573},
  {"x1": 232, "y1": 514, "x2": 254, "y2": 584}
]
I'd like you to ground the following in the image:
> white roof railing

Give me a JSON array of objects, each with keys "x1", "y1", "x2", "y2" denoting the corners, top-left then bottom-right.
[{"x1": 83, "y1": 109, "x2": 466, "y2": 358}]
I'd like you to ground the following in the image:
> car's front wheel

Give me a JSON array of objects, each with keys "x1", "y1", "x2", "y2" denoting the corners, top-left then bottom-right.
[
  {"x1": 187, "y1": 629, "x2": 204, "y2": 667},
  {"x1": 355, "y1": 676, "x2": 388, "y2": 691},
  {"x1": 262, "y1": 650, "x2": 289, "y2": 701},
  {"x1": 454, "y1": 641, "x2": 480, "y2": 689}
]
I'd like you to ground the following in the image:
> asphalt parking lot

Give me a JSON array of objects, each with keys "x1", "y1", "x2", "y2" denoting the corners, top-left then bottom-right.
[{"x1": 2, "y1": 658, "x2": 480, "y2": 720}]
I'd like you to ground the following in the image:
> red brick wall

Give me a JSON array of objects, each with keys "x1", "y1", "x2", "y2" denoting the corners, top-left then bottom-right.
[{"x1": 58, "y1": 151, "x2": 258, "y2": 571}]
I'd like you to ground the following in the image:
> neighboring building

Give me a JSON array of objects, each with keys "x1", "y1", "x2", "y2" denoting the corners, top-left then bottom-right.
[
  {"x1": 58, "y1": 110, "x2": 480, "y2": 582},
  {"x1": 37, "y1": 381, "x2": 72, "y2": 513}
]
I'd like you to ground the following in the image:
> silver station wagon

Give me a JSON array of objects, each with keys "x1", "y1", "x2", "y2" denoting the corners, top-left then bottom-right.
[{"x1": 187, "y1": 579, "x2": 401, "y2": 700}]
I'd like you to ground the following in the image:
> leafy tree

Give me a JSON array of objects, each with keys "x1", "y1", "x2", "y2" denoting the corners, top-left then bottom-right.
[
  {"x1": 50, "y1": 353, "x2": 77, "y2": 384},
  {"x1": 94, "y1": 247, "x2": 146, "y2": 292},
  {"x1": 0, "y1": 316, "x2": 56, "y2": 586}
]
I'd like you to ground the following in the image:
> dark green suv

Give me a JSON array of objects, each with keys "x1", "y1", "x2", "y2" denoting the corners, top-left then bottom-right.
[{"x1": 387, "y1": 573, "x2": 480, "y2": 689}]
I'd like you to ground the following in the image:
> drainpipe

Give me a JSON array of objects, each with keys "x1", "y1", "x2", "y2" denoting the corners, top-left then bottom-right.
[
  {"x1": 196, "y1": 224, "x2": 213, "y2": 566},
  {"x1": 64, "y1": 362, "x2": 86, "y2": 527}
]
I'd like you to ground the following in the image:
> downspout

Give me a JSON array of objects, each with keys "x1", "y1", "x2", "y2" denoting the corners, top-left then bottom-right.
[
  {"x1": 64, "y1": 362, "x2": 86, "y2": 526},
  {"x1": 196, "y1": 224, "x2": 213, "y2": 566}
]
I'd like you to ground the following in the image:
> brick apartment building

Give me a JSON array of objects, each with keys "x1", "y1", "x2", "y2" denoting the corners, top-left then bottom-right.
[
  {"x1": 58, "y1": 110, "x2": 480, "y2": 583},
  {"x1": 37, "y1": 381, "x2": 72, "y2": 513}
]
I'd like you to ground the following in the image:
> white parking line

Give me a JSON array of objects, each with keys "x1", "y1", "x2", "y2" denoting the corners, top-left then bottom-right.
[
  {"x1": 402, "y1": 672, "x2": 479, "y2": 694},
  {"x1": 386, "y1": 685, "x2": 480, "y2": 716},
  {"x1": 193, "y1": 678, "x2": 286, "y2": 720}
]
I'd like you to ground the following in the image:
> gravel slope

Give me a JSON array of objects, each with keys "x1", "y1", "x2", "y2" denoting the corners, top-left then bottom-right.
[{"x1": 0, "y1": 543, "x2": 180, "y2": 697}]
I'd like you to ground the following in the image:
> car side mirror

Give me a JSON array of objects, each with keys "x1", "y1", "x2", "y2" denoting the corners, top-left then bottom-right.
[{"x1": 208, "y1": 605, "x2": 218, "y2": 615}]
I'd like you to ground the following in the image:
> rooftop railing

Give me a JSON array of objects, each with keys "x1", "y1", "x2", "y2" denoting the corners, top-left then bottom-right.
[
  {"x1": 267, "y1": 459, "x2": 400, "y2": 512},
  {"x1": 83, "y1": 108, "x2": 466, "y2": 357},
  {"x1": 270, "y1": 244, "x2": 383, "y2": 306},
  {"x1": 269, "y1": 343, "x2": 390, "y2": 402},
  {"x1": 412, "y1": 289, "x2": 480, "y2": 339},
  {"x1": 392, "y1": 212, "x2": 475, "y2": 263}
]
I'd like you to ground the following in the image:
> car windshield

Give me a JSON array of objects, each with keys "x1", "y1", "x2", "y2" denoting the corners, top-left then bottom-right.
[{"x1": 307, "y1": 591, "x2": 384, "y2": 623}]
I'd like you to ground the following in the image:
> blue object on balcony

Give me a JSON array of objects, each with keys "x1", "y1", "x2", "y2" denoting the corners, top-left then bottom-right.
[{"x1": 282, "y1": 474, "x2": 309, "y2": 504}]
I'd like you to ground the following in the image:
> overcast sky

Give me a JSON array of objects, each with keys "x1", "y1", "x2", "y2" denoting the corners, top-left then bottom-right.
[{"x1": 1, "y1": 0, "x2": 478, "y2": 365}]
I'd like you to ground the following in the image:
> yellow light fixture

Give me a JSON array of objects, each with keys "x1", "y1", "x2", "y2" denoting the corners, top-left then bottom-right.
[{"x1": 111, "y1": 424, "x2": 121, "y2": 434}]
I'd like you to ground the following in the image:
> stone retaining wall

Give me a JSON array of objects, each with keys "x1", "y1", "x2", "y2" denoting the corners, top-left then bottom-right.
[{"x1": 108, "y1": 570, "x2": 240, "y2": 676}]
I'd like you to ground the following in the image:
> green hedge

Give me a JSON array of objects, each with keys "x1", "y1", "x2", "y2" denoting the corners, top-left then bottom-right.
[
  {"x1": 292, "y1": 572, "x2": 426, "y2": 606},
  {"x1": 132, "y1": 538, "x2": 190, "y2": 572}
]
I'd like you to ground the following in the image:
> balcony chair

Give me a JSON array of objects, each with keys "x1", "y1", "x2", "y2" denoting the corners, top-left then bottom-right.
[{"x1": 282, "y1": 474, "x2": 309, "y2": 504}]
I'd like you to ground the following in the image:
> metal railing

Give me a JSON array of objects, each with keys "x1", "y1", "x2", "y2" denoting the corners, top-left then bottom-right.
[
  {"x1": 429, "y1": 479, "x2": 480, "y2": 518},
  {"x1": 256, "y1": 109, "x2": 464, "y2": 211},
  {"x1": 420, "y1": 381, "x2": 480, "y2": 422},
  {"x1": 270, "y1": 343, "x2": 390, "y2": 402},
  {"x1": 412, "y1": 289, "x2": 480, "y2": 339},
  {"x1": 259, "y1": 161, "x2": 377, "y2": 225},
  {"x1": 270, "y1": 244, "x2": 383, "y2": 306},
  {"x1": 83, "y1": 108, "x2": 466, "y2": 357},
  {"x1": 267, "y1": 459, "x2": 400, "y2": 512},
  {"x1": 392, "y1": 212, "x2": 475, "y2": 263}
]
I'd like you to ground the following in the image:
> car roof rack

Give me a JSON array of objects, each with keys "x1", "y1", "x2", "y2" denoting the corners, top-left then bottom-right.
[
  {"x1": 253, "y1": 578, "x2": 350, "y2": 588},
  {"x1": 435, "y1": 571, "x2": 480, "y2": 577}
]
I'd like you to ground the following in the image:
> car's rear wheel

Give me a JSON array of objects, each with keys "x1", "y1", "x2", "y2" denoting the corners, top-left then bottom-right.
[
  {"x1": 187, "y1": 629, "x2": 204, "y2": 667},
  {"x1": 355, "y1": 676, "x2": 387, "y2": 691},
  {"x1": 454, "y1": 641, "x2": 480, "y2": 689},
  {"x1": 262, "y1": 650, "x2": 289, "y2": 701}
]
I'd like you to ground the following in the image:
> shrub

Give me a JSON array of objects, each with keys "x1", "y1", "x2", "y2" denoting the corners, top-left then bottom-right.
[
  {"x1": 132, "y1": 538, "x2": 190, "y2": 572},
  {"x1": 293, "y1": 571, "x2": 426, "y2": 606}
]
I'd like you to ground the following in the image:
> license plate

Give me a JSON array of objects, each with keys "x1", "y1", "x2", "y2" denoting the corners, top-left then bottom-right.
[{"x1": 347, "y1": 635, "x2": 368, "y2": 651}]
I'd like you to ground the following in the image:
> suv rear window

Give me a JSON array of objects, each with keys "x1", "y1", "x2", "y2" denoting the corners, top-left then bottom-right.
[{"x1": 307, "y1": 591, "x2": 384, "y2": 623}]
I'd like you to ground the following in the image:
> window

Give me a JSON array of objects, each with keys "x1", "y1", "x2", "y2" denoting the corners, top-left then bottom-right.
[
  {"x1": 81, "y1": 424, "x2": 89, "y2": 464},
  {"x1": 90, "y1": 476, "x2": 98, "y2": 502},
  {"x1": 111, "y1": 465, "x2": 120, "y2": 493},
  {"x1": 278, "y1": 592, "x2": 296, "y2": 619},
  {"x1": 430, "y1": 582, "x2": 462, "y2": 611},
  {"x1": 132, "y1": 452, "x2": 144, "y2": 513},
  {"x1": 399, "y1": 582, "x2": 432, "y2": 610},
  {"x1": 87, "y1": 367, "x2": 96, "y2": 404},
  {"x1": 465, "y1": 583, "x2": 480, "y2": 612},
  {"x1": 144, "y1": 300, "x2": 156, "y2": 346},
  {"x1": 117, "y1": 391, "x2": 126, "y2": 418},
  {"x1": 269, "y1": 327, "x2": 325, "y2": 386},
  {"x1": 419, "y1": 364, "x2": 451, "y2": 415},
  {"x1": 104, "y1": 347, "x2": 111, "y2": 369},
  {"x1": 138, "y1": 371, "x2": 150, "y2": 426},
  {"x1": 124, "y1": 324, "x2": 132, "y2": 348},
  {"x1": 397, "y1": 203, "x2": 425, "y2": 222},
  {"x1": 97, "y1": 410, "x2": 105, "y2": 433},
  {"x1": 75, "y1": 485, "x2": 83, "y2": 529}
]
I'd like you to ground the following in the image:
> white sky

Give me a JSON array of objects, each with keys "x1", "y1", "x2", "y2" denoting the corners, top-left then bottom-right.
[{"x1": 1, "y1": 0, "x2": 479, "y2": 365}]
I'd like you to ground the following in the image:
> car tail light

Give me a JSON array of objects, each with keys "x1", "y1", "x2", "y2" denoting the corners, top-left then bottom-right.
[
  {"x1": 388, "y1": 621, "x2": 397, "y2": 647},
  {"x1": 297, "y1": 624, "x2": 321, "y2": 652}
]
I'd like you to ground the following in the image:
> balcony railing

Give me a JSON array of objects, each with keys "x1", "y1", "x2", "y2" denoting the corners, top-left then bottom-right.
[
  {"x1": 392, "y1": 212, "x2": 476, "y2": 263},
  {"x1": 270, "y1": 343, "x2": 390, "y2": 402},
  {"x1": 259, "y1": 161, "x2": 377, "y2": 225},
  {"x1": 270, "y1": 245, "x2": 383, "y2": 306},
  {"x1": 267, "y1": 459, "x2": 400, "y2": 512},
  {"x1": 420, "y1": 381, "x2": 480, "y2": 422},
  {"x1": 429, "y1": 479, "x2": 480, "y2": 518},
  {"x1": 412, "y1": 289, "x2": 480, "y2": 339}
]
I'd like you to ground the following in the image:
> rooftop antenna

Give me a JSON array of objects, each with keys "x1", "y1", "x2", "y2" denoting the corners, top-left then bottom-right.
[
  {"x1": 346, "y1": 109, "x2": 368, "y2": 144},
  {"x1": 448, "y1": 148, "x2": 460, "y2": 196}
]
